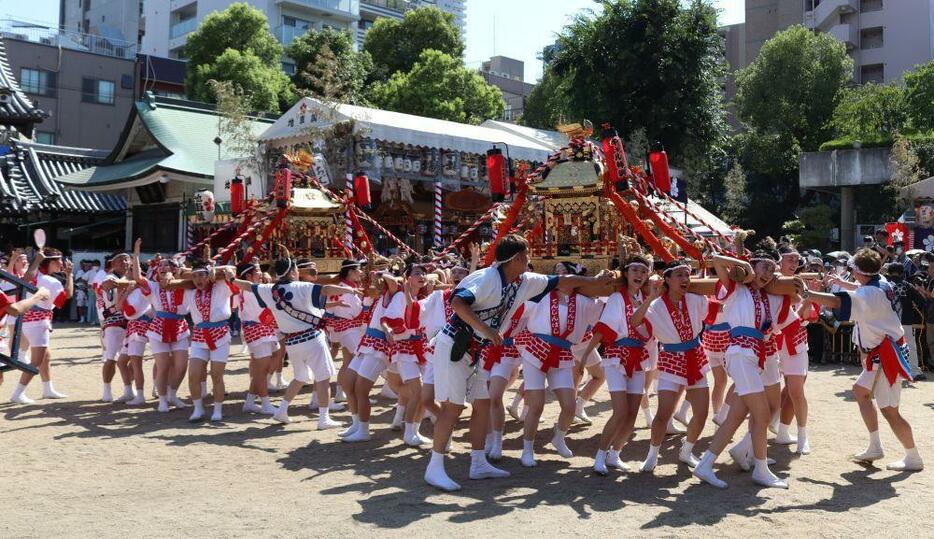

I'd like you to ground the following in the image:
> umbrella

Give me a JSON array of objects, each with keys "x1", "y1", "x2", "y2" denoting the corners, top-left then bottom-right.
[{"x1": 906, "y1": 249, "x2": 926, "y2": 257}]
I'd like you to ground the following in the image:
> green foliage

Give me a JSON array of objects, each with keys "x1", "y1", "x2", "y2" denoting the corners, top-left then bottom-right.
[
  {"x1": 190, "y1": 48, "x2": 293, "y2": 113},
  {"x1": 183, "y1": 3, "x2": 290, "y2": 112},
  {"x1": 370, "y1": 50, "x2": 505, "y2": 125},
  {"x1": 735, "y1": 25, "x2": 853, "y2": 152},
  {"x1": 519, "y1": 68, "x2": 566, "y2": 129},
  {"x1": 905, "y1": 61, "x2": 934, "y2": 131},
  {"x1": 544, "y1": 0, "x2": 727, "y2": 159},
  {"x1": 721, "y1": 162, "x2": 749, "y2": 224},
  {"x1": 831, "y1": 83, "x2": 907, "y2": 140},
  {"x1": 886, "y1": 133, "x2": 929, "y2": 209},
  {"x1": 782, "y1": 205, "x2": 834, "y2": 251},
  {"x1": 183, "y1": 3, "x2": 282, "y2": 66},
  {"x1": 286, "y1": 28, "x2": 373, "y2": 104},
  {"x1": 363, "y1": 6, "x2": 464, "y2": 82},
  {"x1": 731, "y1": 130, "x2": 801, "y2": 237}
]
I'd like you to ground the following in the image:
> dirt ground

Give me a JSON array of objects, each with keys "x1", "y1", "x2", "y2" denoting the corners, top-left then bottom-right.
[{"x1": 1, "y1": 325, "x2": 933, "y2": 538}]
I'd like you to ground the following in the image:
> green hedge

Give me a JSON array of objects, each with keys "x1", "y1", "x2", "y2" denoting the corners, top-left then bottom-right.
[{"x1": 818, "y1": 131, "x2": 934, "y2": 151}]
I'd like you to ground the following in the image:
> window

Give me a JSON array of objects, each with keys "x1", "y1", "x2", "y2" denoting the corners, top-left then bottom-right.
[
  {"x1": 82, "y1": 78, "x2": 115, "y2": 105},
  {"x1": 35, "y1": 131, "x2": 54, "y2": 145},
  {"x1": 861, "y1": 27, "x2": 883, "y2": 49},
  {"x1": 121, "y1": 74, "x2": 134, "y2": 89},
  {"x1": 861, "y1": 63, "x2": 884, "y2": 83},
  {"x1": 282, "y1": 61, "x2": 296, "y2": 75},
  {"x1": 19, "y1": 68, "x2": 56, "y2": 97},
  {"x1": 861, "y1": 0, "x2": 883, "y2": 13}
]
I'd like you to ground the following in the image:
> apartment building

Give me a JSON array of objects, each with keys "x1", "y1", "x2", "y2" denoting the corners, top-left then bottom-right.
[
  {"x1": 725, "y1": 0, "x2": 934, "y2": 85},
  {"x1": 60, "y1": 0, "x2": 146, "y2": 45},
  {"x1": 139, "y1": 0, "x2": 466, "y2": 62},
  {"x1": 479, "y1": 55, "x2": 534, "y2": 123}
]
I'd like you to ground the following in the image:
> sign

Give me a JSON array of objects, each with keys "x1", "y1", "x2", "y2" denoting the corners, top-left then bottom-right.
[{"x1": 214, "y1": 159, "x2": 264, "y2": 202}]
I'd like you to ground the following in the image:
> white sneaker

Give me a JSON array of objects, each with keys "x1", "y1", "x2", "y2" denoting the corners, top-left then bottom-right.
[
  {"x1": 673, "y1": 409, "x2": 690, "y2": 427},
  {"x1": 425, "y1": 465, "x2": 461, "y2": 491},
  {"x1": 272, "y1": 408, "x2": 291, "y2": 424},
  {"x1": 405, "y1": 432, "x2": 430, "y2": 447},
  {"x1": 189, "y1": 408, "x2": 205, "y2": 423},
  {"x1": 101, "y1": 389, "x2": 114, "y2": 403},
  {"x1": 260, "y1": 402, "x2": 276, "y2": 415},
  {"x1": 694, "y1": 462, "x2": 728, "y2": 489},
  {"x1": 775, "y1": 430, "x2": 796, "y2": 445},
  {"x1": 666, "y1": 417, "x2": 685, "y2": 435},
  {"x1": 550, "y1": 430, "x2": 573, "y2": 458},
  {"x1": 341, "y1": 428, "x2": 371, "y2": 442},
  {"x1": 886, "y1": 455, "x2": 924, "y2": 471},
  {"x1": 10, "y1": 393, "x2": 35, "y2": 405},
  {"x1": 156, "y1": 399, "x2": 170, "y2": 413},
  {"x1": 126, "y1": 394, "x2": 146, "y2": 406},
  {"x1": 390, "y1": 406, "x2": 405, "y2": 431},
  {"x1": 210, "y1": 408, "x2": 223, "y2": 422},
  {"x1": 521, "y1": 448, "x2": 537, "y2": 468},
  {"x1": 729, "y1": 445, "x2": 751, "y2": 472},
  {"x1": 469, "y1": 459, "x2": 510, "y2": 479},
  {"x1": 852, "y1": 447, "x2": 884, "y2": 463},
  {"x1": 574, "y1": 400, "x2": 592, "y2": 425},
  {"x1": 171, "y1": 396, "x2": 189, "y2": 409},
  {"x1": 339, "y1": 422, "x2": 360, "y2": 438},
  {"x1": 42, "y1": 388, "x2": 67, "y2": 399},
  {"x1": 640, "y1": 453, "x2": 658, "y2": 473},
  {"x1": 242, "y1": 402, "x2": 262, "y2": 414},
  {"x1": 594, "y1": 458, "x2": 609, "y2": 476},
  {"x1": 797, "y1": 437, "x2": 812, "y2": 455},
  {"x1": 679, "y1": 449, "x2": 700, "y2": 468},
  {"x1": 317, "y1": 417, "x2": 342, "y2": 430},
  {"x1": 751, "y1": 467, "x2": 788, "y2": 489},
  {"x1": 606, "y1": 451, "x2": 630, "y2": 471}
]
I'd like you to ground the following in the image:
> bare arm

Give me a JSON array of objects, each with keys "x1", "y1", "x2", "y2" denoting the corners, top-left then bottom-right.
[
  {"x1": 708, "y1": 254, "x2": 752, "y2": 285},
  {"x1": 451, "y1": 296, "x2": 501, "y2": 346},
  {"x1": 4, "y1": 287, "x2": 50, "y2": 316},
  {"x1": 687, "y1": 278, "x2": 719, "y2": 296},
  {"x1": 807, "y1": 290, "x2": 843, "y2": 310},
  {"x1": 24, "y1": 250, "x2": 44, "y2": 283}
]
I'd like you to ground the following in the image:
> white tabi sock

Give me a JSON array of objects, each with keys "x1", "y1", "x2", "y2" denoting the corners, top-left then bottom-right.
[
  {"x1": 245, "y1": 393, "x2": 256, "y2": 407},
  {"x1": 102, "y1": 383, "x2": 112, "y2": 400},
  {"x1": 869, "y1": 430, "x2": 882, "y2": 451},
  {"x1": 318, "y1": 407, "x2": 330, "y2": 422},
  {"x1": 676, "y1": 399, "x2": 691, "y2": 419},
  {"x1": 714, "y1": 403, "x2": 730, "y2": 425},
  {"x1": 777, "y1": 422, "x2": 790, "y2": 438},
  {"x1": 11, "y1": 383, "x2": 26, "y2": 398}
]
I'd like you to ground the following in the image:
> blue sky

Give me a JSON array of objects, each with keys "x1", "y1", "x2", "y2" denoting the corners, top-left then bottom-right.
[{"x1": 0, "y1": 0, "x2": 744, "y2": 82}]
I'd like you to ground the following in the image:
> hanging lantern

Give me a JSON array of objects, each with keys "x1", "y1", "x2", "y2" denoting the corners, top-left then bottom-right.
[
  {"x1": 228, "y1": 175, "x2": 245, "y2": 215},
  {"x1": 274, "y1": 164, "x2": 292, "y2": 209},
  {"x1": 601, "y1": 124, "x2": 629, "y2": 191},
  {"x1": 193, "y1": 190, "x2": 215, "y2": 222},
  {"x1": 486, "y1": 147, "x2": 507, "y2": 202},
  {"x1": 354, "y1": 172, "x2": 372, "y2": 210},
  {"x1": 649, "y1": 146, "x2": 671, "y2": 193}
]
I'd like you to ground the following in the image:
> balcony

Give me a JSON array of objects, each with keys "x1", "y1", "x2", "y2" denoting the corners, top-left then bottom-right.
[
  {"x1": 0, "y1": 18, "x2": 137, "y2": 60},
  {"x1": 274, "y1": 24, "x2": 312, "y2": 46},
  {"x1": 276, "y1": 0, "x2": 360, "y2": 20},
  {"x1": 828, "y1": 23, "x2": 858, "y2": 50},
  {"x1": 356, "y1": 26, "x2": 366, "y2": 45},
  {"x1": 359, "y1": 0, "x2": 408, "y2": 19},
  {"x1": 809, "y1": 0, "x2": 858, "y2": 31},
  {"x1": 169, "y1": 17, "x2": 198, "y2": 39}
]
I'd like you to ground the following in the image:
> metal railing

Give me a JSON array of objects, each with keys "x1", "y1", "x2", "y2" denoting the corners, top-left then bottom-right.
[
  {"x1": 0, "y1": 269, "x2": 39, "y2": 375},
  {"x1": 0, "y1": 18, "x2": 138, "y2": 60},
  {"x1": 276, "y1": 0, "x2": 360, "y2": 17},
  {"x1": 169, "y1": 17, "x2": 198, "y2": 39}
]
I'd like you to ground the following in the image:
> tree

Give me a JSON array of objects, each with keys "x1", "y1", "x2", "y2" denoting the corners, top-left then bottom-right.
[
  {"x1": 363, "y1": 6, "x2": 464, "y2": 82},
  {"x1": 735, "y1": 25, "x2": 853, "y2": 151},
  {"x1": 183, "y1": 3, "x2": 291, "y2": 112},
  {"x1": 520, "y1": 68, "x2": 566, "y2": 129},
  {"x1": 904, "y1": 61, "x2": 934, "y2": 131},
  {"x1": 831, "y1": 82, "x2": 907, "y2": 140},
  {"x1": 721, "y1": 162, "x2": 749, "y2": 224},
  {"x1": 370, "y1": 50, "x2": 505, "y2": 124},
  {"x1": 886, "y1": 133, "x2": 928, "y2": 209},
  {"x1": 781, "y1": 205, "x2": 834, "y2": 251},
  {"x1": 732, "y1": 129, "x2": 801, "y2": 237},
  {"x1": 546, "y1": 0, "x2": 728, "y2": 160},
  {"x1": 285, "y1": 27, "x2": 373, "y2": 104},
  {"x1": 190, "y1": 49, "x2": 293, "y2": 113}
]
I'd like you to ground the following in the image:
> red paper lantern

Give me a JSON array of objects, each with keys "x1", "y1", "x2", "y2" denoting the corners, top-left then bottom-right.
[
  {"x1": 353, "y1": 172, "x2": 371, "y2": 210},
  {"x1": 229, "y1": 176, "x2": 245, "y2": 215},
  {"x1": 649, "y1": 149, "x2": 671, "y2": 193},
  {"x1": 486, "y1": 147, "x2": 507, "y2": 202},
  {"x1": 274, "y1": 167, "x2": 292, "y2": 209},
  {"x1": 601, "y1": 124, "x2": 629, "y2": 191}
]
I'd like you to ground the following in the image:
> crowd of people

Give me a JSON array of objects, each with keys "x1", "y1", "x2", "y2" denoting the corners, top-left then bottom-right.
[{"x1": 0, "y1": 232, "x2": 925, "y2": 492}]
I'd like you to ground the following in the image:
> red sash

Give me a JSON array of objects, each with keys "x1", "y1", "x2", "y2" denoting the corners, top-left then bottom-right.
[
  {"x1": 482, "y1": 304, "x2": 526, "y2": 371},
  {"x1": 159, "y1": 288, "x2": 181, "y2": 343},
  {"x1": 195, "y1": 287, "x2": 217, "y2": 351},
  {"x1": 662, "y1": 294, "x2": 704, "y2": 385}
]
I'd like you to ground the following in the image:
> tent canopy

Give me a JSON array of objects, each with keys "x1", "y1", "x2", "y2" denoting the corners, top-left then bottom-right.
[{"x1": 259, "y1": 98, "x2": 556, "y2": 162}]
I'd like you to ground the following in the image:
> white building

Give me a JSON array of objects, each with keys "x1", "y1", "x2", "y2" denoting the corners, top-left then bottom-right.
[
  {"x1": 138, "y1": 0, "x2": 466, "y2": 61},
  {"x1": 60, "y1": 0, "x2": 145, "y2": 45}
]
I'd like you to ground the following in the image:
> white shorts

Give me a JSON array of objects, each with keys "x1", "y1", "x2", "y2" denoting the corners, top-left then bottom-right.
[
  {"x1": 286, "y1": 333, "x2": 336, "y2": 384},
  {"x1": 22, "y1": 323, "x2": 51, "y2": 348},
  {"x1": 779, "y1": 349, "x2": 809, "y2": 377},
  {"x1": 855, "y1": 368, "x2": 903, "y2": 409},
  {"x1": 422, "y1": 361, "x2": 435, "y2": 385},
  {"x1": 125, "y1": 339, "x2": 147, "y2": 358},
  {"x1": 102, "y1": 326, "x2": 127, "y2": 363},
  {"x1": 394, "y1": 359, "x2": 426, "y2": 382},
  {"x1": 657, "y1": 372, "x2": 708, "y2": 392},
  {"x1": 726, "y1": 354, "x2": 764, "y2": 396},
  {"x1": 151, "y1": 338, "x2": 190, "y2": 355},
  {"x1": 248, "y1": 340, "x2": 278, "y2": 358},
  {"x1": 604, "y1": 364, "x2": 646, "y2": 394},
  {"x1": 190, "y1": 342, "x2": 231, "y2": 363},
  {"x1": 645, "y1": 340, "x2": 658, "y2": 370},
  {"x1": 761, "y1": 355, "x2": 782, "y2": 387},
  {"x1": 707, "y1": 352, "x2": 726, "y2": 368},
  {"x1": 328, "y1": 327, "x2": 365, "y2": 354},
  {"x1": 431, "y1": 333, "x2": 481, "y2": 405},
  {"x1": 522, "y1": 360, "x2": 574, "y2": 391},
  {"x1": 353, "y1": 352, "x2": 388, "y2": 382},
  {"x1": 486, "y1": 356, "x2": 522, "y2": 381}
]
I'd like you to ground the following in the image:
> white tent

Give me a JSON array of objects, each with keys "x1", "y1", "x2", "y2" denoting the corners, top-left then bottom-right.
[{"x1": 259, "y1": 98, "x2": 556, "y2": 162}]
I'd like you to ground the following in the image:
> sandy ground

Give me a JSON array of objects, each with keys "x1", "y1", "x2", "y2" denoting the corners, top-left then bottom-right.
[{"x1": 1, "y1": 324, "x2": 933, "y2": 538}]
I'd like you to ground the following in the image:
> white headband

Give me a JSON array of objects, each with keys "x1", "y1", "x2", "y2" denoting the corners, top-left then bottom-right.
[
  {"x1": 848, "y1": 260, "x2": 880, "y2": 276},
  {"x1": 625, "y1": 261, "x2": 651, "y2": 271},
  {"x1": 191, "y1": 267, "x2": 210, "y2": 275},
  {"x1": 239, "y1": 264, "x2": 259, "y2": 277},
  {"x1": 276, "y1": 259, "x2": 294, "y2": 279},
  {"x1": 750, "y1": 257, "x2": 777, "y2": 265},
  {"x1": 663, "y1": 263, "x2": 691, "y2": 276},
  {"x1": 780, "y1": 251, "x2": 799, "y2": 258}
]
